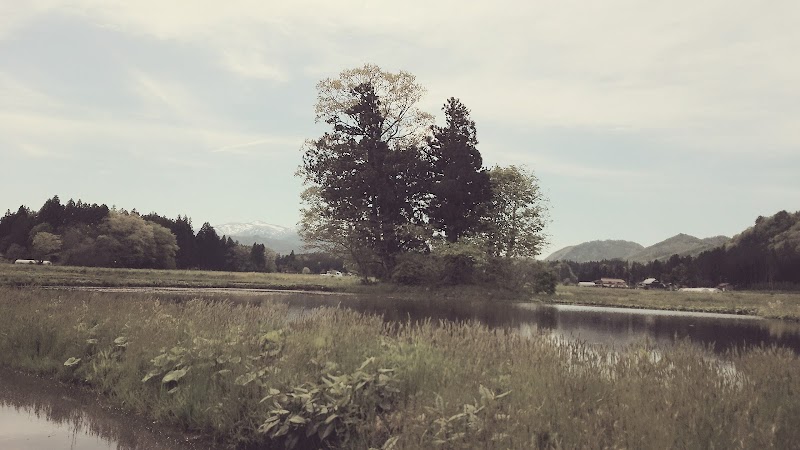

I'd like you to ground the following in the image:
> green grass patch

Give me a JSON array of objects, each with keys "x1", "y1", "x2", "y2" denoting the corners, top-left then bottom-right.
[
  {"x1": 0, "y1": 264, "x2": 358, "y2": 291},
  {"x1": 1, "y1": 287, "x2": 799, "y2": 449}
]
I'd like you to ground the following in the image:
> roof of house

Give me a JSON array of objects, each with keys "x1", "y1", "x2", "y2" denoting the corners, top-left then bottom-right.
[
  {"x1": 599, "y1": 278, "x2": 626, "y2": 283},
  {"x1": 641, "y1": 278, "x2": 658, "y2": 284}
]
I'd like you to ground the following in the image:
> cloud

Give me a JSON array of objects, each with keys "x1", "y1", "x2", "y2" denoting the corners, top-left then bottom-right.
[
  {"x1": 489, "y1": 148, "x2": 651, "y2": 182},
  {"x1": 221, "y1": 50, "x2": 290, "y2": 81},
  {"x1": 0, "y1": 71, "x2": 62, "y2": 111},
  {"x1": 210, "y1": 137, "x2": 304, "y2": 154},
  {"x1": 5, "y1": 1, "x2": 799, "y2": 157},
  {"x1": 129, "y1": 69, "x2": 209, "y2": 121},
  {"x1": 0, "y1": 109, "x2": 298, "y2": 160}
]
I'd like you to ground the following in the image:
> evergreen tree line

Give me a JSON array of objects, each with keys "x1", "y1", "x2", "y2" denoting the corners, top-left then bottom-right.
[
  {"x1": 0, "y1": 196, "x2": 340, "y2": 273},
  {"x1": 554, "y1": 210, "x2": 800, "y2": 290}
]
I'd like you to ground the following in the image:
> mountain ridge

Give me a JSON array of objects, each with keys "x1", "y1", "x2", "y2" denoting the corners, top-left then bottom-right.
[
  {"x1": 544, "y1": 240, "x2": 643, "y2": 263},
  {"x1": 214, "y1": 221, "x2": 295, "y2": 238},
  {"x1": 214, "y1": 221, "x2": 304, "y2": 255},
  {"x1": 546, "y1": 233, "x2": 730, "y2": 263}
]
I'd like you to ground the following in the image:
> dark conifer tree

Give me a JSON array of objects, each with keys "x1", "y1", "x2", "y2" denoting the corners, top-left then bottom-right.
[
  {"x1": 38, "y1": 195, "x2": 65, "y2": 229},
  {"x1": 196, "y1": 222, "x2": 224, "y2": 270},
  {"x1": 427, "y1": 98, "x2": 492, "y2": 242},
  {"x1": 250, "y1": 243, "x2": 267, "y2": 271}
]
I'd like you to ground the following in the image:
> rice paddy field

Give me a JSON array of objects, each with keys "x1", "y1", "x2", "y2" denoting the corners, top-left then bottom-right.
[
  {"x1": 0, "y1": 264, "x2": 359, "y2": 291},
  {"x1": 550, "y1": 285, "x2": 800, "y2": 320},
  {"x1": 1, "y1": 286, "x2": 799, "y2": 449}
]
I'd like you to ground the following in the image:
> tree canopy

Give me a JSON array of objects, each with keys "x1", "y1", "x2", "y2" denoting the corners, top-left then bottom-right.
[
  {"x1": 0, "y1": 196, "x2": 290, "y2": 273},
  {"x1": 315, "y1": 63, "x2": 433, "y2": 148},
  {"x1": 299, "y1": 65, "x2": 551, "y2": 287},
  {"x1": 302, "y1": 76, "x2": 431, "y2": 276},
  {"x1": 484, "y1": 165, "x2": 548, "y2": 258},
  {"x1": 426, "y1": 97, "x2": 492, "y2": 243}
]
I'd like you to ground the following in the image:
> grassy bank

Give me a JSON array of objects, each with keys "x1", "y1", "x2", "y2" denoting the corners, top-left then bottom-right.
[
  {"x1": 4, "y1": 263, "x2": 800, "y2": 320},
  {"x1": 0, "y1": 264, "x2": 358, "y2": 291},
  {"x1": 1, "y1": 287, "x2": 798, "y2": 449},
  {"x1": 547, "y1": 285, "x2": 800, "y2": 320}
]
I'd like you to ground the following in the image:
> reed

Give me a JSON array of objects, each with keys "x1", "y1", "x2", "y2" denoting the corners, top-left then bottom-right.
[{"x1": 1, "y1": 287, "x2": 798, "y2": 449}]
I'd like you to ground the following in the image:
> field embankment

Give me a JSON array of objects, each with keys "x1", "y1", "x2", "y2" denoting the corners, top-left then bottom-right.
[
  {"x1": 0, "y1": 264, "x2": 358, "y2": 291},
  {"x1": 547, "y1": 285, "x2": 800, "y2": 320},
  {"x1": 1, "y1": 287, "x2": 798, "y2": 449}
]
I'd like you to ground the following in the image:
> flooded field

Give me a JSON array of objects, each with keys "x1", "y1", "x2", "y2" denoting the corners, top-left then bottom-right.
[
  {"x1": 46, "y1": 286, "x2": 800, "y2": 354},
  {"x1": 0, "y1": 369, "x2": 214, "y2": 450},
  {"x1": 268, "y1": 292, "x2": 800, "y2": 354}
]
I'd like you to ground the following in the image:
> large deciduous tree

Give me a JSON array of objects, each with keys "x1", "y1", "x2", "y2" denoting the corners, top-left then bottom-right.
[
  {"x1": 484, "y1": 165, "x2": 549, "y2": 258},
  {"x1": 300, "y1": 65, "x2": 432, "y2": 277},
  {"x1": 314, "y1": 64, "x2": 433, "y2": 148},
  {"x1": 426, "y1": 98, "x2": 492, "y2": 243},
  {"x1": 31, "y1": 231, "x2": 62, "y2": 260},
  {"x1": 96, "y1": 212, "x2": 178, "y2": 269},
  {"x1": 298, "y1": 186, "x2": 382, "y2": 276}
]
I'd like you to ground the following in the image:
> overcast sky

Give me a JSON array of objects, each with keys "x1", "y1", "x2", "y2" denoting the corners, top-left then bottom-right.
[{"x1": 2, "y1": 1, "x2": 798, "y2": 257}]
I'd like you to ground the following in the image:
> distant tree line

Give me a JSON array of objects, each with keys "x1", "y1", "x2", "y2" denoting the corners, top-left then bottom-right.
[
  {"x1": 554, "y1": 210, "x2": 800, "y2": 290},
  {"x1": 299, "y1": 64, "x2": 554, "y2": 293},
  {"x1": 0, "y1": 196, "x2": 342, "y2": 274}
]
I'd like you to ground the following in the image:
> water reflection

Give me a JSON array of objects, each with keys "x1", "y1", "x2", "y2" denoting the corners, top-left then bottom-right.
[
  {"x1": 0, "y1": 369, "x2": 214, "y2": 450},
  {"x1": 264, "y1": 294, "x2": 800, "y2": 354}
]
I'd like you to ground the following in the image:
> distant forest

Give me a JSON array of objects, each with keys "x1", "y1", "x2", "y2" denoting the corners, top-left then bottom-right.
[
  {"x1": 553, "y1": 210, "x2": 800, "y2": 290},
  {"x1": 3, "y1": 197, "x2": 798, "y2": 290},
  {"x1": 0, "y1": 196, "x2": 344, "y2": 274}
]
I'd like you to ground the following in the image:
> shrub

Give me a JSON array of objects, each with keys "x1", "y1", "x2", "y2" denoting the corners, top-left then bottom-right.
[
  {"x1": 441, "y1": 254, "x2": 476, "y2": 285},
  {"x1": 391, "y1": 253, "x2": 439, "y2": 285},
  {"x1": 481, "y1": 258, "x2": 556, "y2": 294}
]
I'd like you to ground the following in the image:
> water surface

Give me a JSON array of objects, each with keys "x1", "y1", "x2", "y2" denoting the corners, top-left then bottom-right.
[
  {"x1": 267, "y1": 293, "x2": 800, "y2": 354},
  {"x1": 0, "y1": 369, "x2": 214, "y2": 450}
]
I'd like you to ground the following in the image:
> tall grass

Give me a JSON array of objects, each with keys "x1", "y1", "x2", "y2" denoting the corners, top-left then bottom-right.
[{"x1": 1, "y1": 287, "x2": 798, "y2": 449}]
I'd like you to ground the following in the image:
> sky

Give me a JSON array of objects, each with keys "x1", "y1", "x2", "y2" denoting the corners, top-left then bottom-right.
[{"x1": 1, "y1": 1, "x2": 799, "y2": 257}]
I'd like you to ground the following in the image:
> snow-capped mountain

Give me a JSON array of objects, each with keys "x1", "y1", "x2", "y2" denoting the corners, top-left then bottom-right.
[
  {"x1": 214, "y1": 221, "x2": 296, "y2": 238},
  {"x1": 214, "y1": 221, "x2": 304, "y2": 255}
]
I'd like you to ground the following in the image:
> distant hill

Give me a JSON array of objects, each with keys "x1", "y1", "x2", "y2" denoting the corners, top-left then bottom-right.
[
  {"x1": 546, "y1": 234, "x2": 730, "y2": 263},
  {"x1": 627, "y1": 234, "x2": 730, "y2": 262},
  {"x1": 544, "y1": 240, "x2": 643, "y2": 263},
  {"x1": 214, "y1": 221, "x2": 304, "y2": 255},
  {"x1": 726, "y1": 210, "x2": 800, "y2": 251}
]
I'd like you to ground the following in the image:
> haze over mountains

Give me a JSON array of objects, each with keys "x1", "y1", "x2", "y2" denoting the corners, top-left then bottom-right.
[
  {"x1": 214, "y1": 221, "x2": 304, "y2": 255},
  {"x1": 545, "y1": 234, "x2": 730, "y2": 263}
]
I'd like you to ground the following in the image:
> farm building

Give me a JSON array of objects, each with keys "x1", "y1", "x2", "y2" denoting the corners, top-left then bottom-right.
[
  {"x1": 578, "y1": 281, "x2": 599, "y2": 287},
  {"x1": 14, "y1": 259, "x2": 51, "y2": 265},
  {"x1": 638, "y1": 278, "x2": 666, "y2": 289},
  {"x1": 716, "y1": 283, "x2": 734, "y2": 291}
]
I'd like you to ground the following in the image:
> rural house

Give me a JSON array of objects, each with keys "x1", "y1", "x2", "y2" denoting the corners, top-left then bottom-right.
[{"x1": 638, "y1": 278, "x2": 665, "y2": 289}]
